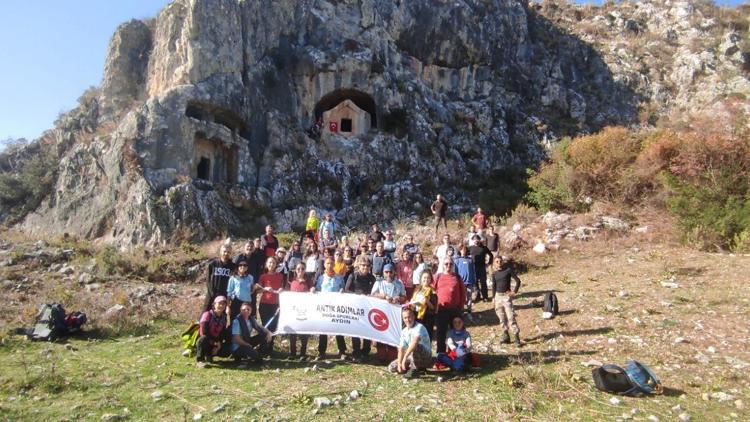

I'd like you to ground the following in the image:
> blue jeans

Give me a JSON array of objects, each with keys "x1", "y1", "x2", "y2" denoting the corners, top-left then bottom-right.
[{"x1": 437, "y1": 352, "x2": 466, "y2": 371}]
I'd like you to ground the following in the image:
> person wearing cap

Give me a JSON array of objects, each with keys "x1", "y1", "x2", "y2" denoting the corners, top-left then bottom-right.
[
  {"x1": 231, "y1": 301, "x2": 273, "y2": 363},
  {"x1": 370, "y1": 263, "x2": 406, "y2": 304},
  {"x1": 312, "y1": 256, "x2": 347, "y2": 360},
  {"x1": 196, "y1": 296, "x2": 231, "y2": 365},
  {"x1": 227, "y1": 260, "x2": 259, "y2": 321},
  {"x1": 346, "y1": 259, "x2": 376, "y2": 359},
  {"x1": 275, "y1": 247, "x2": 289, "y2": 280},
  {"x1": 202, "y1": 244, "x2": 237, "y2": 312}
]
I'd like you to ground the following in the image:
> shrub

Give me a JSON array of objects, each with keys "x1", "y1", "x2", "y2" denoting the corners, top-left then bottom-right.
[
  {"x1": 525, "y1": 138, "x2": 581, "y2": 212},
  {"x1": 0, "y1": 147, "x2": 59, "y2": 225}
]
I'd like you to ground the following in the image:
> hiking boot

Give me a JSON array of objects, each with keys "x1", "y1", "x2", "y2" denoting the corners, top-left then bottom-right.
[
  {"x1": 500, "y1": 331, "x2": 510, "y2": 344},
  {"x1": 195, "y1": 361, "x2": 207, "y2": 368},
  {"x1": 514, "y1": 334, "x2": 523, "y2": 347}
]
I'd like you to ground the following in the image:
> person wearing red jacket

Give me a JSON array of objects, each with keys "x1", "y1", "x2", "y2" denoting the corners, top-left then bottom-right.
[{"x1": 432, "y1": 257, "x2": 466, "y2": 355}]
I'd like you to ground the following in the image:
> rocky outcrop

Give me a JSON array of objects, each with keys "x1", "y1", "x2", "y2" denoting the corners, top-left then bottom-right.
[{"x1": 7, "y1": 0, "x2": 748, "y2": 247}]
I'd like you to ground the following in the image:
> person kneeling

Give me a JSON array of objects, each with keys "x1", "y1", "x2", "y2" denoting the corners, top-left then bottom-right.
[
  {"x1": 436, "y1": 316, "x2": 477, "y2": 372},
  {"x1": 231, "y1": 302, "x2": 273, "y2": 363},
  {"x1": 389, "y1": 307, "x2": 432, "y2": 378},
  {"x1": 196, "y1": 296, "x2": 232, "y2": 366}
]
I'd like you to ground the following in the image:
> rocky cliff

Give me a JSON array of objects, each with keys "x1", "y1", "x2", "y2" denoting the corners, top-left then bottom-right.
[{"x1": 5, "y1": 0, "x2": 748, "y2": 247}]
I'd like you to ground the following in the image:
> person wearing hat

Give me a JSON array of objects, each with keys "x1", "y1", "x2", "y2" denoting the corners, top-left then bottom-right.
[
  {"x1": 275, "y1": 247, "x2": 289, "y2": 280},
  {"x1": 196, "y1": 296, "x2": 231, "y2": 366},
  {"x1": 227, "y1": 260, "x2": 259, "y2": 321},
  {"x1": 371, "y1": 263, "x2": 406, "y2": 305}
]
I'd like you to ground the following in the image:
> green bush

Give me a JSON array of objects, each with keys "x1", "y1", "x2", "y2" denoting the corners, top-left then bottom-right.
[
  {"x1": 525, "y1": 137, "x2": 582, "y2": 212},
  {"x1": 0, "y1": 149, "x2": 59, "y2": 224}
]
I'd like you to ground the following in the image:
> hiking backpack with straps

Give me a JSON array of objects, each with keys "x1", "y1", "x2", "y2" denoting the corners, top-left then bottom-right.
[
  {"x1": 30, "y1": 303, "x2": 69, "y2": 341},
  {"x1": 542, "y1": 292, "x2": 558, "y2": 319},
  {"x1": 592, "y1": 360, "x2": 663, "y2": 396}
]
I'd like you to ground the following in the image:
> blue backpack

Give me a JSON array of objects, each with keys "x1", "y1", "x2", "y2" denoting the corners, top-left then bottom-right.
[{"x1": 592, "y1": 360, "x2": 663, "y2": 396}]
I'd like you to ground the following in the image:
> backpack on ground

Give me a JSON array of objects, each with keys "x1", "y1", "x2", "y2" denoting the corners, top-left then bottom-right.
[
  {"x1": 542, "y1": 292, "x2": 558, "y2": 319},
  {"x1": 64, "y1": 311, "x2": 87, "y2": 333},
  {"x1": 181, "y1": 322, "x2": 200, "y2": 357},
  {"x1": 592, "y1": 361, "x2": 663, "y2": 396},
  {"x1": 31, "y1": 303, "x2": 68, "y2": 341}
]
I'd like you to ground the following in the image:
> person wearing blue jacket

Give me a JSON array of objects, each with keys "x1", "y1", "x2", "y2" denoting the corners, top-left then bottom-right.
[{"x1": 454, "y1": 246, "x2": 476, "y2": 321}]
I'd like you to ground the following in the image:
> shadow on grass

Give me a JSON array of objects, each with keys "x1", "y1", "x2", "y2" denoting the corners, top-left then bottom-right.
[{"x1": 524, "y1": 327, "x2": 613, "y2": 343}]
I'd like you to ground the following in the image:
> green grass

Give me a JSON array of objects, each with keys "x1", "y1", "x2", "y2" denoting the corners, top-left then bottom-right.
[{"x1": 0, "y1": 317, "x2": 741, "y2": 421}]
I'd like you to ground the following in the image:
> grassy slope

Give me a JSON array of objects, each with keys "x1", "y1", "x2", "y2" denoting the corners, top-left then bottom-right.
[{"x1": 1, "y1": 233, "x2": 749, "y2": 421}]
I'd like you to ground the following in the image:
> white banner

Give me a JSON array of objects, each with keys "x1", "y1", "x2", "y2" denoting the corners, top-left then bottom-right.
[{"x1": 275, "y1": 292, "x2": 403, "y2": 347}]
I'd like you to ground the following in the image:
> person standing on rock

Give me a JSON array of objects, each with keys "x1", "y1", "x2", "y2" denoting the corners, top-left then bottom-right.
[
  {"x1": 318, "y1": 213, "x2": 336, "y2": 241},
  {"x1": 433, "y1": 257, "x2": 466, "y2": 355},
  {"x1": 431, "y1": 194, "x2": 448, "y2": 235},
  {"x1": 368, "y1": 223, "x2": 385, "y2": 244},
  {"x1": 260, "y1": 225, "x2": 279, "y2": 258},
  {"x1": 202, "y1": 244, "x2": 237, "y2": 312},
  {"x1": 471, "y1": 207, "x2": 488, "y2": 236},
  {"x1": 304, "y1": 209, "x2": 320, "y2": 243},
  {"x1": 486, "y1": 224, "x2": 499, "y2": 254},
  {"x1": 469, "y1": 235, "x2": 493, "y2": 303},
  {"x1": 491, "y1": 256, "x2": 522, "y2": 347}
]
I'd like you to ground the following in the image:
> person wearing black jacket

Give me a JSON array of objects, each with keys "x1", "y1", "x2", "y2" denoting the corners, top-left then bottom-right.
[
  {"x1": 431, "y1": 194, "x2": 447, "y2": 234},
  {"x1": 491, "y1": 257, "x2": 522, "y2": 346},
  {"x1": 486, "y1": 224, "x2": 499, "y2": 253},
  {"x1": 202, "y1": 244, "x2": 237, "y2": 312},
  {"x1": 346, "y1": 260, "x2": 376, "y2": 359},
  {"x1": 468, "y1": 235, "x2": 493, "y2": 302}
]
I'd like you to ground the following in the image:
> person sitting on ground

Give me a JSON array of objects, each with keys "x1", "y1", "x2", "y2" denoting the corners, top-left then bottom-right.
[
  {"x1": 196, "y1": 296, "x2": 231, "y2": 366},
  {"x1": 492, "y1": 256, "x2": 522, "y2": 347},
  {"x1": 371, "y1": 241, "x2": 393, "y2": 279},
  {"x1": 471, "y1": 207, "x2": 488, "y2": 236},
  {"x1": 455, "y1": 246, "x2": 477, "y2": 321},
  {"x1": 396, "y1": 250, "x2": 415, "y2": 299},
  {"x1": 389, "y1": 307, "x2": 433, "y2": 377},
  {"x1": 231, "y1": 301, "x2": 273, "y2": 363},
  {"x1": 383, "y1": 230, "x2": 397, "y2": 261},
  {"x1": 410, "y1": 269, "x2": 437, "y2": 341},
  {"x1": 368, "y1": 223, "x2": 385, "y2": 244},
  {"x1": 258, "y1": 257, "x2": 284, "y2": 353},
  {"x1": 345, "y1": 259, "x2": 376, "y2": 360},
  {"x1": 305, "y1": 209, "x2": 320, "y2": 243},
  {"x1": 227, "y1": 260, "x2": 258, "y2": 321},
  {"x1": 402, "y1": 234, "x2": 419, "y2": 255},
  {"x1": 203, "y1": 244, "x2": 237, "y2": 312},
  {"x1": 312, "y1": 256, "x2": 347, "y2": 360},
  {"x1": 436, "y1": 316, "x2": 474, "y2": 372},
  {"x1": 260, "y1": 225, "x2": 279, "y2": 257},
  {"x1": 288, "y1": 263, "x2": 310, "y2": 360}
]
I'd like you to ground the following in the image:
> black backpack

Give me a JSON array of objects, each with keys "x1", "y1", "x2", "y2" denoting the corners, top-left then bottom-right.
[
  {"x1": 30, "y1": 303, "x2": 69, "y2": 341},
  {"x1": 543, "y1": 292, "x2": 558, "y2": 319},
  {"x1": 592, "y1": 361, "x2": 663, "y2": 396}
]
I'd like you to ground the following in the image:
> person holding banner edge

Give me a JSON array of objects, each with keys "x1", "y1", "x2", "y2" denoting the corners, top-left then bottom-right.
[
  {"x1": 312, "y1": 256, "x2": 348, "y2": 360},
  {"x1": 389, "y1": 307, "x2": 432, "y2": 377}
]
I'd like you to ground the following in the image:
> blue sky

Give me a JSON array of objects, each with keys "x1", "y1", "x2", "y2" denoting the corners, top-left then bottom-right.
[{"x1": 0, "y1": 0, "x2": 746, "y2": 143}]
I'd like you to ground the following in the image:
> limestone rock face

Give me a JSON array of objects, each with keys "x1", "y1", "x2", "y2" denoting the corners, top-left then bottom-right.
[{"x1": 9, "y1": 0, "x2": 749, "y2": 247}]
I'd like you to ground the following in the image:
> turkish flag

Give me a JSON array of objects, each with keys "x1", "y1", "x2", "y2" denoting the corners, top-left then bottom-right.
[{"x1": 329, "y1": 122, "x2": 338, "y2": 132}]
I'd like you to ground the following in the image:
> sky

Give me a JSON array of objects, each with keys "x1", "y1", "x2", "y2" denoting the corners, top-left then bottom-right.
[{"x1": 0, "y1": 0, "x2": 746, "y2": 143}]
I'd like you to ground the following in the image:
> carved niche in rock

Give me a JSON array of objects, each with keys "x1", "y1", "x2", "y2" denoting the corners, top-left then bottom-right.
[
  {"x1": 192, "y1": 134, "x2": 238, "y2": 185},
  {"x1": 322, "y1": 99, "x2": 372, "y2": 138}
]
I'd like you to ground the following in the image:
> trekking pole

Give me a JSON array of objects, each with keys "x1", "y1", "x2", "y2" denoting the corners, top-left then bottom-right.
[{"x1": 263, "y1": 308, "x2": 281, "y2": 330}]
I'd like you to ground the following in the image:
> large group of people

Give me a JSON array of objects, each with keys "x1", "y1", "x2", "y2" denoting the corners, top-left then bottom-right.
[{"x1": 195, "y1": 197, "x2": 523, "y2": 376}]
